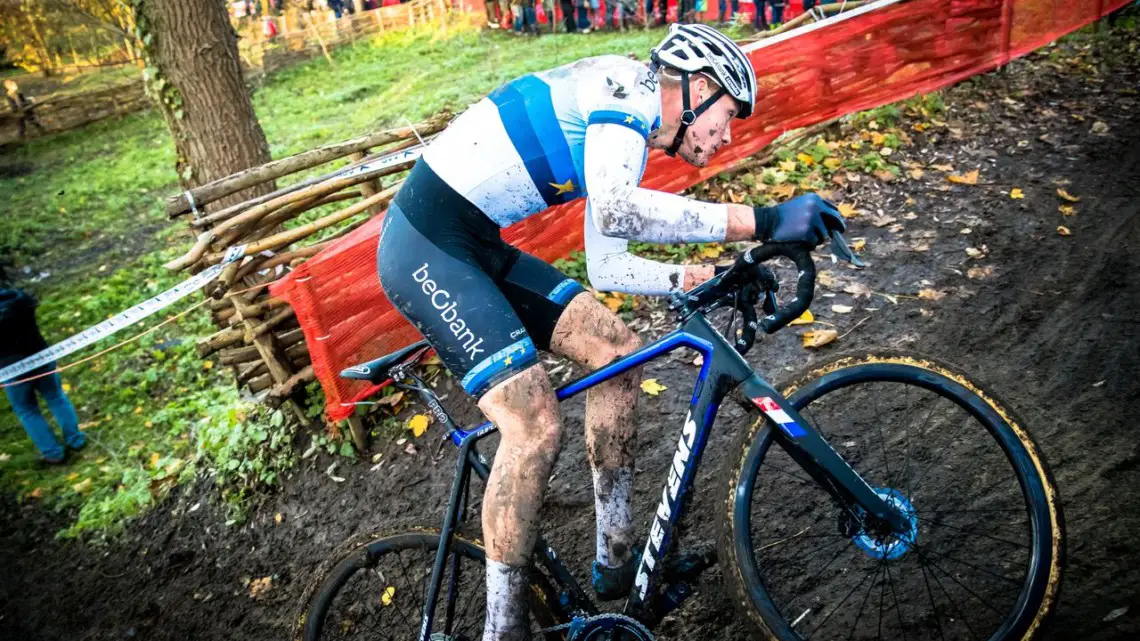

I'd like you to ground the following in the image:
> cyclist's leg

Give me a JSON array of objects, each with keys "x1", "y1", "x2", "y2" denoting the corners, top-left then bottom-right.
[
  {"x1": 549, "y1": 293, "x2": 641, "y2": 568},
  {"x1": 378, "y1": 207, "x2": 560, "y2": 641},
  {"x1": 496, "y1": 253, "x2": 642, "y2": 569}
]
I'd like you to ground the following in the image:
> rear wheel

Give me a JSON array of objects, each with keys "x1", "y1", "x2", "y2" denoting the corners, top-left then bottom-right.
[
  {"x1": 719, "y1": 351, "x2": 1063, "y2": 641},
  {"x1": 299, "y1": 529, "x2": 564, "y2": 641}
]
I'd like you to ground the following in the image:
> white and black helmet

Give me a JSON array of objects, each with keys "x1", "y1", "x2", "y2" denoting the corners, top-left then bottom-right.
[{"x1": 652, "y1": 23, "x2": 757, "y2": 118}]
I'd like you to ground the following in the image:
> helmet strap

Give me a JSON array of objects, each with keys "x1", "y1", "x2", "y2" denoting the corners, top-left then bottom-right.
[{"x1": 665, "y1": 70, "x2": 729, "y2": 158}]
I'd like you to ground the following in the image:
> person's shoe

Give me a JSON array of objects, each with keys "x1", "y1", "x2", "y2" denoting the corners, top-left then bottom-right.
[
  {"x1": 592, "y1": 550, "x2": 640, "y2": 601},
  {"x1": 40, "y1": 452, "x2": 67, "y2": 466},
  {"x1": 591, "y1": 544, "x2": 718, "y2": 601}
]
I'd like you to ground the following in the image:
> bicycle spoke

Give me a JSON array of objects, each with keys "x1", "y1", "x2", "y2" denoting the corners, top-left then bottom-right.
[
  {"x1": 780, "y1": 539, "x2": 855, "y2": 610},
  {"x1": 883, "y1": 562, "x2": 909, "y2": 641},
  {"x1": 843, "y1": 561, "x2": 883, "y2": 640},
  {"x1": 903, "y1": 391, "x2": 939, "y2": 498},
  {"x1": 921, "y1": 550, "x2": 1007, "y2": 618},
  {"x1": 390, "y1": 549, "x2": 429, "y2": 636},
  {"x1": 808, "y1": 560, "x2": 879, "y2": 636},
  {"x1": 764, "y1": 534, "x2": 849, "y2": 571},
  {"x1": 922, "y1": 550, "x2": 982, "y2": 640},
  {"x1": 912, "y1": 543, "x2": 1025, "y2": 588},
  {"x1": 916, "y1": 515, "x2": 1030, "y2": 549},
  {"x1": 876, "y1": 562, "x2": 886, "y2": 641},
  {"x1": 869, "y1": 391, "x2": 894, "y2": 484},
  {"x1": 919, "y1": 562, "x2": 949, "y2": 641}
]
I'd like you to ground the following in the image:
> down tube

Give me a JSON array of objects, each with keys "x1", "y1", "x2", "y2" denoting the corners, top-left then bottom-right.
[{"x1": 626, "y1": 363, "x2": 725, "y2": 615}]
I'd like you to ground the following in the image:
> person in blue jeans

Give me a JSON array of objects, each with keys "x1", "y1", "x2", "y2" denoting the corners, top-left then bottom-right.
[
  {"x1": 718, "y1": 0, "x2": 739, "y2": 24},
  {"x1": 1, "y1": 289, "x2": 85, "y2": 464}
]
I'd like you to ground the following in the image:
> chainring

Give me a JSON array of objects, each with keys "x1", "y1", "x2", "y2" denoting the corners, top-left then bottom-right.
[{"x1": 563, "y1": 613, "x2": 655, "y2": 641}]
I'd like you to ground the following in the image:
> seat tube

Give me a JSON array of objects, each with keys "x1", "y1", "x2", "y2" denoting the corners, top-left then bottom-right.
[{"x1": 419, "y1": 438, "x2": 475, "y2": 641}]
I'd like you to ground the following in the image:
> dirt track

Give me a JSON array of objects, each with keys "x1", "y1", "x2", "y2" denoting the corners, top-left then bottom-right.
[{"x1": 2, "y1": 30, "x2": 1139, "y2": 641}]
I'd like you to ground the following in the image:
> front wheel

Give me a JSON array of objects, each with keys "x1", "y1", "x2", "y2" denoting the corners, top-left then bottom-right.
[{"x1": 719, "y1": 351, "x2": 1064, "y2": 641}]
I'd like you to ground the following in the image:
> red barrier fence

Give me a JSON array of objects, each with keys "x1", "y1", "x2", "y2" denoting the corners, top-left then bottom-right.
[{"x1": 273, "y1": 0, "x2": 1129, "y2": 420}]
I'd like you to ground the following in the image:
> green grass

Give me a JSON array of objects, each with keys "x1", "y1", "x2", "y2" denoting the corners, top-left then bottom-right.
[{"x1": 0, "y1": 21, "x2": 678, "y2": 538}]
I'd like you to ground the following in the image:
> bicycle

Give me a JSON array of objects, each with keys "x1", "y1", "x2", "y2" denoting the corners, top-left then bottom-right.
[{"x1": 296, "y1": 237, "x2": 1064, "y2": 641}]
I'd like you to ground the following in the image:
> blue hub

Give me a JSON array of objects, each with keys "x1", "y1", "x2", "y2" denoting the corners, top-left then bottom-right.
[{"x1": 852, "y1": 488, "x2": 918, "y2": 561}]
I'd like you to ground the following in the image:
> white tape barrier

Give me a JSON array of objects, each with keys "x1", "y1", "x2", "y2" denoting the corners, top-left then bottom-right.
[
  {"x1": 0, "y1": 245, "x2": 247, "y2": 384},
  {"x1": 1, "y1": 145, "x2": 427, "y2": 385}
]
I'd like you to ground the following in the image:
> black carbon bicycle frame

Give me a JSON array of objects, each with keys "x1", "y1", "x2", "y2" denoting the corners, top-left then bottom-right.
[{"x1": 405, "y1": 311, "x2": 910, "y2": 640}]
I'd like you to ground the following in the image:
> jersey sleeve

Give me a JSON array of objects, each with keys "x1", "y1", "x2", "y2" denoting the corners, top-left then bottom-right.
[{"x1": 581, "y1": 59, "x2": 729, "y2": 246}]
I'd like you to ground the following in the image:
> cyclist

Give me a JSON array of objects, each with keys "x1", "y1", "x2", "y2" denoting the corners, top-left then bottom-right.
[{"x1": 376, "y1": 24, "x2": 844, "y2": 640}]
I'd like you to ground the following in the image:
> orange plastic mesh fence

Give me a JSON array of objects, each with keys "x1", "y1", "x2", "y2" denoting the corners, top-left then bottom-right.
[{"x1": 272, "y1": 0, "x2": 1128, "y2": 420}]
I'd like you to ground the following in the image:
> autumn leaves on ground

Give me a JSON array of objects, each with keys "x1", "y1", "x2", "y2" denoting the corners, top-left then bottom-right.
[{"x1": 3, "y1": 19, "x2": 1140, "y2": 641}]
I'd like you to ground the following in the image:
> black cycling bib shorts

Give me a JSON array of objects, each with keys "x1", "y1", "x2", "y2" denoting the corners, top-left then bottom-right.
[{"x1": 377, "y1": 161, "x2": 586, "y2": 399}]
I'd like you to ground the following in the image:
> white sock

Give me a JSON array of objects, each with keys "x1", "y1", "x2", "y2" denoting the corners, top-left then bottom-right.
[
  {"x1": 593, "y1": 466, "x2": 634, "y2": 568},
  {"x1": 483, "y1": 559, "x2": 530, "y2": 641}
]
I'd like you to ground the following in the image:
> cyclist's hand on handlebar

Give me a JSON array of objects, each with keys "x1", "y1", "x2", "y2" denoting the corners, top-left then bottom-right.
[{"x1": 753, "y1": 193, "x2": 846, "y2": 246}]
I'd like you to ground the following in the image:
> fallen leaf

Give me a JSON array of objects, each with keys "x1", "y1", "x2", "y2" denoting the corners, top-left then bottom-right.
[
  {"x1": 1010, "y1": 188, "x2": 1025, "y2": 199},
  {"x1": 908, "y1": 168, "x2": 925, "y2": 180},
  {"x1": 1059, "y1": 205, "x2": 1076, "y2": 216},
  {"x1": 61, "y1": 383, "x2": 72, "y2": 393},
  {"x1": 960, "y1": 228, "x2": 972, "y2": 235},
  {"x1": 72, "y1": 478, "x2": 93, "y2": 493},
  {"x1": 249, "y1": 576, "x2": 273, "y2": 599},
  {"x1": 903, "y1": 212, "x2": 918, "y2": 220},
  {"x1": 823, "y1": 158, "x2": 842, "y2": 170},
  {"x1": 796, "y1": 152, "x2": 815, "y2": 166},
  {"x1": 381, "y1": 586, "x2": 397, "y2": 607},
  {"x1": 203, "y1": 360, "x2": 214, "y2": 370},
  {"x1": 918, "y1": 288, "x2": 946, "y2": 301},
  {"x1": 66, "y1": 472, "x2": 79, "y2": 481},
  {"x1": 274, "y1": 512, "x2": 283, "y2": 524},
  {"x1": 404, "y1": 443, "x2": 418, "y2": 455},
  {"x1": 640, "y1": 379, "x2": 668, "y2": 396},
  {"x1": 909, "y1": 242, "x2": 930, "y2": 252},
  {"x1": 1057, "y1": 226, "x2": 1072, "y2": 236},
  {"x1": 947, "y1": 169, "x2": 980, "y2": 185},
  {"x1": 407, "y1": 414, "x2": 430, "y2": 438},
  {"x1": 699, "y1": 244, "x2": 723, "y2": 259},
  {"x1": 832, "y1": 304, "x2": 853, "y2": 314},
  {"x1": 851, "y1": 238, "x2": 866, "y2": 251},
  {"x1": 0, "y1": 453, "x2": 10, "y2": 463},
  {"x1": 966, "y1": 247, "x2": 984, "y2": 258},
  {"x1": 967, "y1": 266, "x2": 994, "y2": 279},
  {"x1": 801, "y1": 329, "x2": 838, "y2": 349},
  {"x1": 602, "y1": 294, "x2": 625, "y2": 313},
  {"x1": 843, "y1": 282, "x2": 873, "y2": 299},
  {"x1": 1056, "y1": 188, "x2": 1080, "y2": 202},
  {"x1": 771, "y1": 184, "x2": 797, "y2": 199},
  {"x1": 789, "y1": 310, "x2": 815, "y2": 325},
  {"x1": 1090, "y1": 121, "x2": 1110, "y2": 135},
  {"x1": 873, "y1": 169, "x2": 896, "y2": 182},
  {"x1": 134, "y1": 406, "x2": 143, "y2": 415},
  {"x1": 149, "y1": 452, "x2": 161, "y2": 468},
  {"x1": 778, "y1": 159, "x2": 798, "y2": 172},
  {"x1": 838, "y1": 203, "x2": 860, "y2": 218},
  {"x1": 29, "y1": 487, "x2": 44, "y2": 499},
  {"x1": 931, "y1": 164, "x2": 955, "y2": 172}
]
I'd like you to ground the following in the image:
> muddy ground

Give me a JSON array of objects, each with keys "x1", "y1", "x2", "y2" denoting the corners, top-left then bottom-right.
[{"x1": 2, "y1": 30, "x2": 1139, "y2": 641}]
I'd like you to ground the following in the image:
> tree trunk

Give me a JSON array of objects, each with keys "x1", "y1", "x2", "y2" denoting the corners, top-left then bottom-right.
[{"x1": 134, "y1": 0, "x2": 275, "y2": 212}]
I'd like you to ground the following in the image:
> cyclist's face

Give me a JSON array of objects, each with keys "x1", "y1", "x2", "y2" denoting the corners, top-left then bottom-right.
[{"x1": 678, "y1": 89, "x2": 738, "y2": 168}]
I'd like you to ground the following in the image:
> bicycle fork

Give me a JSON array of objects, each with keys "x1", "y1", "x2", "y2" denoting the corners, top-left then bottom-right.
[{"x1": 738, "y1": 374, "x2": 912, "y2": 536}]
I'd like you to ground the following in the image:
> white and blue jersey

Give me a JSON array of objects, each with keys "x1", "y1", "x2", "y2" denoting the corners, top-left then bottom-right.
[
  {"x1": 423, "y1": 55, "x2": 662, "y2": 227},
  {"x1": 379, "y1": 55, "x2": 732, "y2": 398}
]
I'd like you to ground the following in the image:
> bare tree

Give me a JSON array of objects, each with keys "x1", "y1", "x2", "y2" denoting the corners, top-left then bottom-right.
[{"x1": 132, "y1": 0, "x2": 275, "y2": 211}]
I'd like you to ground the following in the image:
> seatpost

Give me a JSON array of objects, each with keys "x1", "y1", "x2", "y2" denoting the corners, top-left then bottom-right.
[{"x1": 391, "y1": 367, "x2": 461, "y2": 436}]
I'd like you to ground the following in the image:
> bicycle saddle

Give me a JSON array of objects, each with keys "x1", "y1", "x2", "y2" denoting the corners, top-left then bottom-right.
[{"x1": 339, "y1": 339, "x2": 430, "y2": 384}]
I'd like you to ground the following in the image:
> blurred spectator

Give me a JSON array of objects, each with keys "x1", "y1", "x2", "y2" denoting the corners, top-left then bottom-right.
[
  {"x1": 646, "y1": 0, "x2": 666, "y2": 26},
  {"x1": 603, "y1": 0, "x2": 638, "y2": 30},
  {"x1": 717, "y1": 0, "x2": 738, "y2": 24},
  {"x1": 3, "y1": 80, "x2": 44, "y2": 141},
  {"x1": 575, "y1": 0, "x2": 599, "y2": 32},
  {"x1": 559, "y1": 0, "x2": 577, "y2": 31},
  {"x1": 753, "y1": 0, "x2": 785, "y2": 30},
  {"x1": 0, "y1": 288, "x2": 85, "y2": 465}
]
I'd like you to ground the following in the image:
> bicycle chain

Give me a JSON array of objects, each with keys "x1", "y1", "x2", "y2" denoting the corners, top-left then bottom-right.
[{"x1": 537, "y1": 613, "x2": 654, "y2": 641}]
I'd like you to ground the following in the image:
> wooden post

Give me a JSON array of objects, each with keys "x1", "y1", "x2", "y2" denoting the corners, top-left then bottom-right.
[{"x1": 345, "y1": 416, "x2": 369, "y2": 453}]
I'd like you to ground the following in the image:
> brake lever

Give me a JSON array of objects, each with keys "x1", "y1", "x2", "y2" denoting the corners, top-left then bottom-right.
[{"x1": 830, "y1": 230, "x2": 866, "y2": 268}]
